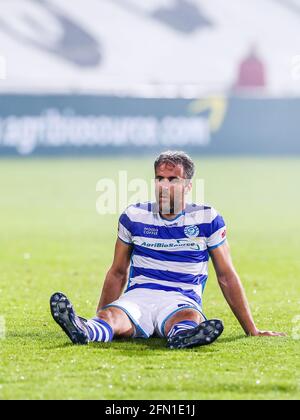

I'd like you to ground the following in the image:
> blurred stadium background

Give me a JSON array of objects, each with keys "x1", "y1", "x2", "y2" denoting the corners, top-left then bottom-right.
[
  {"x1": 1, "y1": 0, "x2": 300, "y2": 401},
  {"x1": 0, "y1": 0, "x2": 300, "y2": 156}
]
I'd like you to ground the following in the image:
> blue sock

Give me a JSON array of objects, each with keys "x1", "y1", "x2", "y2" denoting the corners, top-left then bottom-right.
[
  {"x1": 168, "y1": 320, "x2": 198, "y2": 339},
  {"x1": 86, "y1": 318, "x2": 114, "y2": 342}
]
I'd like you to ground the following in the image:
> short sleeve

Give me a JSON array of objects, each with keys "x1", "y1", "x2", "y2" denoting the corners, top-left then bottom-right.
[
  {"x1": 118, "y1": 209, "x2": 133, "y2": 245},
  {"x1": 206, "y1": 210, "x2": 227, "y2": 250}
]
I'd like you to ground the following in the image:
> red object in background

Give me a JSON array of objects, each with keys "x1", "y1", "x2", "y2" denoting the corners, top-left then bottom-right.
[{"x1": 235, "y1": 48, "x2": 267, "y2": 90}]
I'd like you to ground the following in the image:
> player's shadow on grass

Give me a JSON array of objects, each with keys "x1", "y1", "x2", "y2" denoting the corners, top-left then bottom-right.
[
  {"x1": 47, "y1": 338, "x2": 166, "y2": 351},
  {"x1": 94, "y1": 334, "x2": 246, "y2": 352},
  {"x1": 218, "y1": 335, "x2": 246, "y2": 344},
  {"x1": 46, "y1": 333, "x2": 246, "y2": 351},
  {"x1": 115, "y1": 334, "x2": 246, "y2": 346}
]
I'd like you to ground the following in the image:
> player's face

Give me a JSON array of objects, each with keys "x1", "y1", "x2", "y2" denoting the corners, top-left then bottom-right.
[{"x1": 155, "y1": 163, "x2": 191, "y2": 215}]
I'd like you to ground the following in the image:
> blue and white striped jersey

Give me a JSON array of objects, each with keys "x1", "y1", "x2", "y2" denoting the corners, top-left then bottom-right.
[{"x1": 118, "y1": 202, "x2": 227, "y2": 307}]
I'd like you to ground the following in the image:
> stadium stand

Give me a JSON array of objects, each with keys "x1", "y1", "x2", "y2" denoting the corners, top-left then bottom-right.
[{"x1": 0, "y1": 0, "x2": 299, "y2": 96}]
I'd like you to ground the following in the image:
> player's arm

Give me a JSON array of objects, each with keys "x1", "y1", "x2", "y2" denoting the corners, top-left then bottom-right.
[
  {"x1": 97, "y1": 239, "x2": 132, "y2": 311},
  {"x1": 210, "y1": 242, "x2": 285, "y2": 337}
]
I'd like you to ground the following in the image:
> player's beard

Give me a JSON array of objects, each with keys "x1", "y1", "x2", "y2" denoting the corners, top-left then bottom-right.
[
  {"x1": 157, "y1": 189, "x2": 183, "y2": 215},
  {"x1": 161, "y1": 198, "x2": 174, "y2": 215}
]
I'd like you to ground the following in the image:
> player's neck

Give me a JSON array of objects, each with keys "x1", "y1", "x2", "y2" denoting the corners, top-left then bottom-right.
[
  {"x1": 160, "y1": 212, "x2": 184, "y2": 221},
  {"x1": 159, "y1": 205, "x2": 186, "y2": 221}
]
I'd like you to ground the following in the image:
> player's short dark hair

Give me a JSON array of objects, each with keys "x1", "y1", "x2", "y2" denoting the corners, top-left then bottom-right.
[{"x1": 154, "y1": 151, "x2": 195, "y2": 180}]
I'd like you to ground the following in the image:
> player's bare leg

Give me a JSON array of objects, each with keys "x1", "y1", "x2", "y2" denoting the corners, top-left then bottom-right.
[
  {"x1": 165, "y1": 308, "x2": 224, "y2": 350},
  {"x1": 96, "y1": 307, "x2": 135, "y2": 338}
]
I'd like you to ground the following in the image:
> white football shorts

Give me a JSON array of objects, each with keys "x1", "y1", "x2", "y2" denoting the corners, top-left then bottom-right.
[{"x1": 103, "y1": 288, "x2": 206, "y2": 338}]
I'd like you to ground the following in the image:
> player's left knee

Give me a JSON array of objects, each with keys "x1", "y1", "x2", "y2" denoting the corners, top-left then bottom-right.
[{"x1": 164, "y1": 310, "x2": 205, "y2": 337}]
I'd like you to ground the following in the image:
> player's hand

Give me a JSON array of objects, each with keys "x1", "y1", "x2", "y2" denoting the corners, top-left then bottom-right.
[{"x1": 249, "y1": 330, "x2": 286, "y2": 337}]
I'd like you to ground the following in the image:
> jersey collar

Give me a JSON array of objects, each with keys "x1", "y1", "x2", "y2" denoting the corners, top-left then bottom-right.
[{"x1": 159, "y1": 210, "x2": 185, "y2": 222}]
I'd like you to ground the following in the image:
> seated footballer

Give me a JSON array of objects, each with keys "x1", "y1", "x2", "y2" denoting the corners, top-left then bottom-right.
[{"x1": 50, "y1": 151, "x2": 285, "y2": 349}]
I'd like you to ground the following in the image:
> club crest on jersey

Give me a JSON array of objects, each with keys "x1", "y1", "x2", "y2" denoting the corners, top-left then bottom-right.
[{"x1": 184, "y1": 225, "x2": 200, "y2": 239}]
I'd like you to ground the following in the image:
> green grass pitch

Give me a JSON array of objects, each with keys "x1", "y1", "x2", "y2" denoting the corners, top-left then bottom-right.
[{"x1": 0, "y1": 157, "x2": 299, "y2": 400}]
